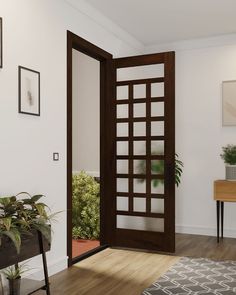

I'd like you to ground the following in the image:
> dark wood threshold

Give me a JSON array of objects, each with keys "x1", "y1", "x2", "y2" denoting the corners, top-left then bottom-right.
[{"x1": 71, "y1": 244, "x2": 109, "y2": 265}]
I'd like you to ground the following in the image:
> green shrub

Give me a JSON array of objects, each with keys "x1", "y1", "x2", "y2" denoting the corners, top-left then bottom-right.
[
  {"x1": 72, "y1": 172, "x2": 100, "y2": 240},
  {"x1": 221, "y1": 144, "x2": 236, "y2": 165}
]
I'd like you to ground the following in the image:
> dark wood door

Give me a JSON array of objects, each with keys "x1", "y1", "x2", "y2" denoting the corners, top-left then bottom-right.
[{"x1": 109, "y1": 52, "x2": 175, "y2": 252}]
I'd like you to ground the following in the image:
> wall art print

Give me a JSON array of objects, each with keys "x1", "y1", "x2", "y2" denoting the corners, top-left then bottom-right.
[{"x1": 18, "y1": 66, "x2": 40, "y2": 116}]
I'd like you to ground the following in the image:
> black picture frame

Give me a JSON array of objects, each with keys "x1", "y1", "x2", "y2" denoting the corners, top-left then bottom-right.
[
  {"x1": 0, "y1": 17, "x2": 2, "y2": 68},
  {"x1": 18, "y1": 66, "x2": 40, "y2": 116}
]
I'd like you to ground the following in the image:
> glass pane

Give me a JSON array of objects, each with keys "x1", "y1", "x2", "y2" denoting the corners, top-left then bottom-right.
[
  {"x1": 117, "y1": 197, "x2": 129, "y2": 211},
  {"x1": 151, "y1": 102, "x2": 164, "y2": 117},
  {"x1": 117, "y1": 64, "x2": 164, "y2": 81},
  {"x1": 133, "y1": 178, "x2": 146, "y2": 193},
  {"x1": 117, "y1": 178, "x2": 128, "y2": 192},
  {"x1": 117, "y1": 141, "x2": 129, "y2": 155},
  {"x1": 117, "y1": 85, "x2": 128, "y2": 100},
  {"x1": 151, "y1": 181, "x2": 164, "y2": 194},
  {"x1": 151, "y1": 141, "x2": 164, "y2": 155},
  {"x1": 117, "y1": 215, "x2": 164, "y2": 232},
  {"x1": 134, "y1": 84, "x2": 146, "y2": 99},
  {"x1": 151, "y1": 121, "x2": 164, "y2": 136},
  {"x1": 133, "y1": 141, "x2": 146, "y2": 155},
  {"x1": 134, "y1": 159, "x2": 146, "y2": 174},
  {"x1": 117, "y1": 123, "x2": 129, "y2": 137},
  {"x1": 133, "y1": 198, "x2": 146, "y2": 212},
  {"x1": 151, "y1": 83, "x2": 164, "y2": 97},
  {"x1": 151, "y1": 199, "x2": 164, "y2": 214},
  {"x1": 117, "y1": 160, "x2": 128, "y2": 174},
  {"x1": 151, "y1": 160, "x2": 164, "y2": 175},
  {"x1": 117, "y1": 104, "x2": 129, "y2": 118},
  {"x1": 134, "y1": 122, "x2": 146, "y2": 136},
  {"x1": 133, "y1": 103, "x2": 146, "y2": 118}
]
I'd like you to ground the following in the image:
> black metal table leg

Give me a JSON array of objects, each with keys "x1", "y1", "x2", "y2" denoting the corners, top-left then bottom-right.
[
  {"x1": 217, "y1": 201, "x2": 220, "y2": 243},
  {"x1": 38, "y1": 232, "x2": 51, "y2": 295},
  {"x1": 221, "y1": 201, "x2": 224, "y2": 239}
]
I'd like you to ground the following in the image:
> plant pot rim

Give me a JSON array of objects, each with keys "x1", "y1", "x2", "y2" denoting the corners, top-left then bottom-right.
[
  {"x1": 7, "y1": 277, "x2": 21, "y2": 281},
  {"x1": 226, "y1": 164, "x2": 236, "y2": 167}
]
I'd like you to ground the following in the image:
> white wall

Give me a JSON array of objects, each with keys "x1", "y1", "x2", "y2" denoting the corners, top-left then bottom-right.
[
  {"x1": 146, "y1": 40, "x2": 236, "y2": 237},
  {"x1": 1, "y1": 1, "x2": 236, "y2": 276},
  {"x1": 72, "y1": 50, "x2": 100, "y2": 176},
  {"x1": 0, "y1": 0, "x2": 139, "y2": 278}
]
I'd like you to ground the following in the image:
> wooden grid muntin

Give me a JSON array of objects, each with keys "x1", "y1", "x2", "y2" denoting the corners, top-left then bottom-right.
[{"x1": 115, "y1": 72, "x2": 166, "y2": 219}]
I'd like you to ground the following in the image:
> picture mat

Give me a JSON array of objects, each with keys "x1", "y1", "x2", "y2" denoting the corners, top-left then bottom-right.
[{"x1": 20, "y1": 68, "x2": 40, "y2": 115}]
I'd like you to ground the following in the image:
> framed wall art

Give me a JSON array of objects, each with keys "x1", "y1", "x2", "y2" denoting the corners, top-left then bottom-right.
[
  {"x1": 0, "y1": 17, "x2": 2, "y2": 68},
  {"x1": 18, "y1": 66, "x2": 40, "y2": 116},
  {"x1": 222, "y1": 80, "x2": 236, "y2": 126}
]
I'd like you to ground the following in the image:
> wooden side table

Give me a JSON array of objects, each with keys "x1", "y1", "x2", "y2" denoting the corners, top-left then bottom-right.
[{"x1": 214, "y1": 180, "x2": 236, "y2": 243}]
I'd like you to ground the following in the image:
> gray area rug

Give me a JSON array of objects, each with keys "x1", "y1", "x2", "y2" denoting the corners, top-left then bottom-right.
[{"x1": 142, "y1": 257, "x2": 236, "y2": 295}]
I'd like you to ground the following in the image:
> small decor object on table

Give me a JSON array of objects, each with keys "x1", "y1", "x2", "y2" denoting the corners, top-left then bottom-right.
[
  {"x1": 18, "y1": 66, "x2": 40, "y2": 116},
  {"x1": 2, "y1": 263, "x2": 29, "y2": 295},
  {"x1": 220, "y1": 144, "x2": 236, "y2": 180},
  {"x1": 0, "y1": 17, "x2": 2, "y2": 68}
]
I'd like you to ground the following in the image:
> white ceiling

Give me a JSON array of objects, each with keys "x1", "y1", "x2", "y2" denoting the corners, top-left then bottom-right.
[{"x1": 85, "y1": 0, "x2": 236, "y2": 46}]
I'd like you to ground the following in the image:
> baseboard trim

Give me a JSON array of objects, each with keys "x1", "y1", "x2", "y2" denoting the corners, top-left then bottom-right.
[
  {"x1": 26, "y1": 256, "x2": 68, "y2": 281},
  {"x1": 176, "y1": 225, "x2": 236, "y2": 238}
]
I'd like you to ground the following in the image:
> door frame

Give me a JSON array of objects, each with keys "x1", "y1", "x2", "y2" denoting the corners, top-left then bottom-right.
[{"x1": 67, "y1": 31, "x2": 113, "y2": 266}]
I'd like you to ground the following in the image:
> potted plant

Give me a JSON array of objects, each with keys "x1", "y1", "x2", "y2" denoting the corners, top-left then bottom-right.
[
  {"x1": 220, "y1": 144, "x2": 236, "y2": 180},
  {"x1": 0, "y1": 193, "x2": 53, "y2": 255},
  {"x1": 137, "y1": 153, "x2": 184, "y2": 187},
  {"x1": 2, "y1": 263, "x2": 29, "y2": 295}
]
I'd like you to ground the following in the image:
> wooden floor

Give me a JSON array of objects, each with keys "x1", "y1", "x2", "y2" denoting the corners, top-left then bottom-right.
[
  {"x1": 35, "y1": 233, "x2": 236, "y2": 295},
  {"x1": 175, "y1": 233, "x2": 236, "y2": 260},
  {"x1": 36, "y1": 248, "x2": 179, "y2": 295}
]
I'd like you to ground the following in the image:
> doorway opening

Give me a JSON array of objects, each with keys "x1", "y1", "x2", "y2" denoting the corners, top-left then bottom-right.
[
  {"x1": 68, "y1": 31, "x2": 176, "y2": 266},
  {"x1": 72, "y1": 50, "x2": 100, "y2": 259},
  {"x1": 67, "y1": 31, "x2": 112, "y2": 266}
]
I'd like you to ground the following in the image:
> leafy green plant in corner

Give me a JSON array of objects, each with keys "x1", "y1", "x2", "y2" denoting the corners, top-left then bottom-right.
[
  {"x1": 2, "y1": 262, "x2": 31, "y2": 295},
  {"x1": 0, "y1": 193, "x2": 55, "y2": 253},
  {"x1": 220, "y1": 144, "x2": 236, "y2": 165},
  {"x1": 136, "y1": 153, "x2": 184, "y2": 187},
  {"x1": 72, "y1": 172, "x2": 100, "y2": 240},
  {"x1": 2, "y1": 262, "x2": 30, "y2": 280}
]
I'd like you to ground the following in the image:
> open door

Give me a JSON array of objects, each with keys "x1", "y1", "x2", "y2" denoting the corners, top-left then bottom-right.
[{"x1": 107, "y1": 52, "x2": 175, "y2": 252}]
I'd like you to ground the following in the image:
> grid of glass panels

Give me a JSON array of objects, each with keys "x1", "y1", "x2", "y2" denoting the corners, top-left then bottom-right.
[{"x1": 115, "y1": 64, "x2": 166, "y2": 232}]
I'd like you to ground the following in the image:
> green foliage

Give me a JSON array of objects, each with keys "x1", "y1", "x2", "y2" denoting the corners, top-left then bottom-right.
[
  {"x1": 220, "y1": 144, "x2": 236, "y2": 165},
  {"x1": 0, "y1": 193, "x2": 53, "y2": 253},
  {"x1": 72, "y1": 172, "x2": 100, "y2": 240},
  {"x1": 2, "y1": 262, "x2": 30, "y2": 280},
  {"x1": 136, "y1": 153, "x2": 184, "y2": 187},
  {"x1": 175, "y1": 154, "x2": 184, "y2": 187}
]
